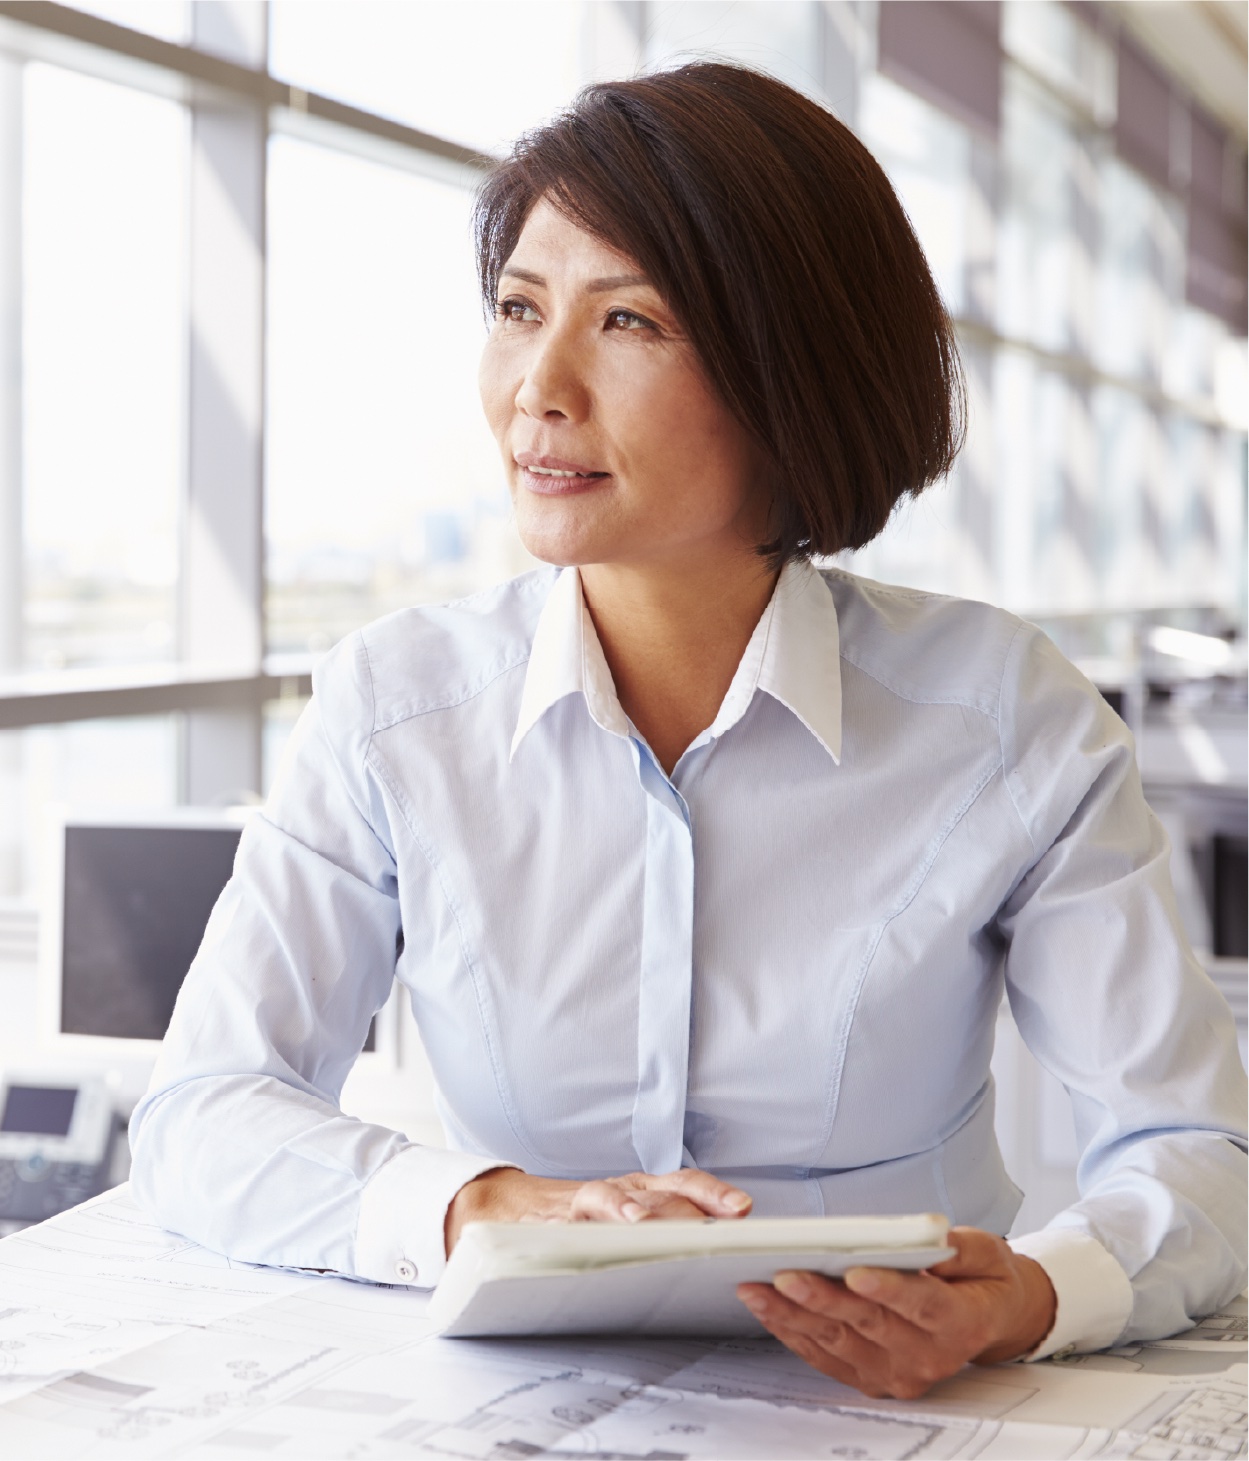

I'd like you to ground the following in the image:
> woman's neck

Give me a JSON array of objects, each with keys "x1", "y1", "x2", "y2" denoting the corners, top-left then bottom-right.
[{"x1": 580, "y1": 553, "x2": 780, "y2": 776}]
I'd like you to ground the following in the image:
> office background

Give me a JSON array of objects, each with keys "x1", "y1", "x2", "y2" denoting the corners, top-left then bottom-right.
[{"x1": 0, "y1": 1, "x2": 1244, "y2": 1231}]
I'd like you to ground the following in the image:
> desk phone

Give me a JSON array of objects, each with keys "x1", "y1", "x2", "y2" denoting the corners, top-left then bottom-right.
[{"x1": 0, "y1": 1073, "x2": 116, "y2": 1223}]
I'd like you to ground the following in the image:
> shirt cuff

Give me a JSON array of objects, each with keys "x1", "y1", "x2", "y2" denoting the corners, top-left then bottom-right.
[
  {"x1": 1009, "y1": 1227, "x2": 1134, "y2": 1360},
  {"x1": 354, "y1": 1146, "x2": 517, "y2": 1288}
]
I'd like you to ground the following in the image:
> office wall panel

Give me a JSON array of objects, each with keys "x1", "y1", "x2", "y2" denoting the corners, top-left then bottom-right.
[
  {"x1": 1115, "y1": 33, "x2": 1173, "y2": 192},
  {"x1": 877, "y1": 0, "x2": 1001, "y2": 137}
]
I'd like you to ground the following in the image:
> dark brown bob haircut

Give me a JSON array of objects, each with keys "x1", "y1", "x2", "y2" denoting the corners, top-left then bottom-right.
[{"x1": 474, "y1": 61, "x2": 965, "y2": 563}]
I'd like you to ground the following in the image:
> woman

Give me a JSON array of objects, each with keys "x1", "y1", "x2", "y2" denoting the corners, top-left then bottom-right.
[{"x1": 131, "y1": 63, "x2": 1246, "y2": 1401}]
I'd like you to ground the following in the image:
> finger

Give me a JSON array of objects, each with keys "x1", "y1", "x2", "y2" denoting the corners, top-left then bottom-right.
[
  {"x1": 743, "y1": 1304, "x2": 875, "y2": 1394},
  {"x1": 622, "y1": 1190, "x2": 710, "y2": 1221},
  {"x1": 842, "y1": 1266, "x2": 962, "y2": 1337},
  {"x1": 742, "y1": 1283, "x2": 964, "y2": 1401},
  {"x1": 772, "y1": 1271, "x2": 934, "y2": 1355},
  {"x1": 569, "y1": 1180, "x2": 651, "y2": 1223},
  {"x1": 926, "y1": 1226, "x2": 1013, "y2": 1280},
  {"x1": 634, "y1": 1168, "x2": 752, "y2": 1216},
  {"x1": 737, "y1": 1285, "x2": 894, "y2": 1397},
  {"x1": 740, "y1": 1282, "x2": 890, "y2": 1359}
]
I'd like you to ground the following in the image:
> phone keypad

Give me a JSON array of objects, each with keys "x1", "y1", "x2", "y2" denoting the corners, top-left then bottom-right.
[{"x1": 0, "y1": 1156, "x2": 107, "y2": 1221}]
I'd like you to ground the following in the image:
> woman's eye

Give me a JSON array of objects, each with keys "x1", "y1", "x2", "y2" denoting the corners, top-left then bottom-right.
[
  {"x1": 497, "y1": 298, "x2": 539, "y2": 323},
  {"x1": 605, "y1": 309, "x2": 649, "y2": 332}
]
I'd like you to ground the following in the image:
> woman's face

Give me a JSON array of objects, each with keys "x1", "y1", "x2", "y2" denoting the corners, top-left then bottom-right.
[{"x1": 479, "y1": 199, "x2": 768, "y2": 572}]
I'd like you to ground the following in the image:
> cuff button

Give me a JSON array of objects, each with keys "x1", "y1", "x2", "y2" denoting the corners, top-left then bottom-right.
[{"x1": 395, "y1": 1259, "x2": 417, "y2": 1283}]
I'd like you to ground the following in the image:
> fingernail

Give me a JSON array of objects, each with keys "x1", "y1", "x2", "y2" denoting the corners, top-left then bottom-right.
[
  {"x1": 774, "y1": 1272, "x2": 813, "y2": 1303},
  {"x1": 739, "y1": 1291, "x2": 767, "y2": 1314},
  {"x1": 622, "y1": 1201, "x2": 647, "y2": 1222},
  {"x1": 725, "y1": 1191, "x2": 752, "y2": 1213}
]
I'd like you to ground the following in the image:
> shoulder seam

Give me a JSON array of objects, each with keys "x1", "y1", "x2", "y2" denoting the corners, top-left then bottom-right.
[
  {"x1": 822, "y1": 566, "x2": 957, "y2": 607},
  {"x1": 358, "y1": 631, "x2": 379, "y2": 777},
  {"x1": 371, "y1": 651, "x2": 532, "y2": 736},
  {"x1": 838, "y1": 646, "x2": 1000, "y2": 719},
  {"x1": 997, "y1": 621, "x2": 1038, "y2": 855}
]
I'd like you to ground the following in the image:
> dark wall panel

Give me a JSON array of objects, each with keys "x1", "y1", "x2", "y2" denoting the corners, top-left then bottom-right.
[
  {"x1": 1115, "y1": 35, "x2": 1173, "y2": 191},
  {"x1": 877, "y1": 1, "x2": 1002, "y2": 137},
  {"x1": 1189, "y1": 198, "x2": 1249, "y2": 336}
]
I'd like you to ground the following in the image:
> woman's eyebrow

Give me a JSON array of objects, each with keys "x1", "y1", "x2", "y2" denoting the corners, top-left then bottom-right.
[
  {"x1": 500, "y1": 266, "x2": 652, "y2": 293},
  {"x1": 584, "y1": 273, "x2": 651, "y2": 293}
]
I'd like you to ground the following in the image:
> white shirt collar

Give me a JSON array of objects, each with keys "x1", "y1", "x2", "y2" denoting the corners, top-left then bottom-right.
[{"x1": 510, "y1": 559, "x2": 841, "y2": 765}]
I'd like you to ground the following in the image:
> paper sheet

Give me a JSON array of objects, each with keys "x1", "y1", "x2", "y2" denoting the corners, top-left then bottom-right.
[{"x1": 0, "y1": 1188, "x2": 1244, "y2": 1459}]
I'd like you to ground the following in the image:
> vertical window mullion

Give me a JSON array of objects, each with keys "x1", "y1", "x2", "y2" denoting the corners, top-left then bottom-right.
[
  {"x1": 0, "y1": 54, "x2": 20, "y2": 677},
  {"x1": 179, "y1": 0, "x2": 268, "y2": 805}
]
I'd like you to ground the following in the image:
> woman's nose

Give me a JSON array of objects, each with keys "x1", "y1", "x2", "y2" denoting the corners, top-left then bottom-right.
[{"x1": 514, "y1": 328, "x2": 589, "y2": 422}]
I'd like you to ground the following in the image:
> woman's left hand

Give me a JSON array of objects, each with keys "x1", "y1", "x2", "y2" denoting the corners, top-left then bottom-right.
[{"x1": 736, "y1": 1227, "x2": 1056, "y2": 1400}]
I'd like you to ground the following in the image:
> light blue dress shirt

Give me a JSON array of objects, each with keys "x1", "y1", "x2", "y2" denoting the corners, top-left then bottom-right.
[{"x1": 131, "y1": 561, "x2": 1247, "y2": 1357}]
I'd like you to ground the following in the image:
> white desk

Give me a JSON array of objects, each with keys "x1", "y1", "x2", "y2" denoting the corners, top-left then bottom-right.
[{"x1": 0, "y1": 1188, "x2": 1244, "y2": 1460}]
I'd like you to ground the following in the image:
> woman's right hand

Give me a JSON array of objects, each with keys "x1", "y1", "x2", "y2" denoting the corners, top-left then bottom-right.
[{"x1": 444, "y1": 1167, "x2": 752, "y2": 1256}]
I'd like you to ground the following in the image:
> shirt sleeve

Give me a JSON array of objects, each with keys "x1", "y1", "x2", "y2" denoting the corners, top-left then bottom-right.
[
  {"x1": 128, "y1": 632, "x2": 511, "y2": 1288},
  {"x1": 994, "y1": 624, "x2": 1248, "y2": 1352}
]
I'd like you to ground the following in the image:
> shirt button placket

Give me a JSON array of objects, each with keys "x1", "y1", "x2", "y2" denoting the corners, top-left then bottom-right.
[{"x1": 630, "y1": 745, "x2": 696, "y2": 1175}]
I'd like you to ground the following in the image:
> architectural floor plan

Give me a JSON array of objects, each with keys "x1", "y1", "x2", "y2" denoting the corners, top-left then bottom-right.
[{"x1": 0, "y1": 1189, "x2": 1244, "y2": 1459}]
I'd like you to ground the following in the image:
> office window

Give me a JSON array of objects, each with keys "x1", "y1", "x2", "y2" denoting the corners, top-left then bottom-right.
[
  {"x1": 59, "y1": 2, "x2": 190, "y2": 44},
  {"x1": 998, "y1": 68, "x2": 1092, "y2": 358},
  {"x1": 859, "y1": 72, "x2": 972, "y2": 317},
  {"x1": 0, "y1": 716, "x2": 178, "y2": 900},
  {"x1": 23, "y1": 65, "x2": 185, "y2": 672},
  {"x1": 1167, "y1": 305, "x2": 1227, "y2": 408},
  {"x1": 265, "y1": 135, "x2": 526, "y2": 656},
  {"x1": 268, "y1": 1, "x2": 586, "y2": 155},
  {"x1": 644, "y1": 1, "x2": 822, "y2": 98},
  {"x1": 1094, "y1": 385, "x2": 1165, "y2": 612},
  {"x1": 1001, "y1": 0, "x2": 1114, "y2": 122},
  {"x1": 993, "y1": 356, "x2": 1100, "y2": 616},
  {"x1": 0, "y1": 0, "x2": 1243, "y2": 859},
  {"x1": 1166, "y1": 416, "x2": 1223, "y2": 601},
  {"x1": 1098, "y1": 154, "x2": 1185, "y2": 387},
  {"x1": 262, "y1": 694, "x2": 309, "y2": 797}
]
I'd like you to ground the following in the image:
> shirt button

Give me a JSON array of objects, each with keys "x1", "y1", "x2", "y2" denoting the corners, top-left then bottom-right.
[{"x1": 395, "y1": 1259, "x2": 417, "y2": 1283}]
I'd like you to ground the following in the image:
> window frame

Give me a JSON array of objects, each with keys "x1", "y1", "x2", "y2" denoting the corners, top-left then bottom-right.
[{"x1": 0, "y1": 0, "x2": 1242, "y2": 795}]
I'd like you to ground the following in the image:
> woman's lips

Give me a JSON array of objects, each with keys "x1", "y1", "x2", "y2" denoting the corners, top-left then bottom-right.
[
  {"x1": 514, "y1": 452, "x2": 611, "y2": 496},
  {"x1": 520, "y1": 468, "x2": 611, "y2": 496}
]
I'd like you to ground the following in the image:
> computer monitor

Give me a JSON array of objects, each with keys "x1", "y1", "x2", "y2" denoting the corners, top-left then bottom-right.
[{"x1": 39, "y1": 807, "x2": 389, "y2": 1066}]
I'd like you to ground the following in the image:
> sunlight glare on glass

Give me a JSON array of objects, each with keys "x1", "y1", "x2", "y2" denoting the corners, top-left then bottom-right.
[
  {"x1": 645, "y1": 1, "x2": 823, "y2": 100},
  {"x1": 265, "y1": 135, "x2": 512, "y2": 654},
  {"x1": 269, "y1": 1, "x2": 583, "y2": 155},
  {"x1": 859, "y1": 74, "x2": 969, "y2": 316},
  {"x1": 23, "y1": 64, "x2": 184, "y2": 669}
]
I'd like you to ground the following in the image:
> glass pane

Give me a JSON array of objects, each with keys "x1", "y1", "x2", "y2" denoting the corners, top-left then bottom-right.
[
  {"x1": 841, "y1": 345, "x2": 995, "y2": 606},
  {"x1": 1097, "y1": 156, "x2": 1184, "y2": 386},
  {"x1": 1167, "y1": 416, "x2": 1224, "y2": 603},
  {"x1": 262, "y1": 694, "x2": 309, "y2": 796},
  {"x1": 269, "y1": 1, "x2": 586, "y2": 155},
  {"x1": 998, "y1": 68, "x2": 1089, "y2": 356},
  {"x1": 1002, "y1": 0, "x2": 1114, "y2": 122},
  {"x1": 0, "y1": 715, "x2": 178, "y2": 901},
  {"x1": 265, "y1": 135, "x2": 528, "y2": 656},
  {"x1": 858, "y1": 73, "x2": 971, "y2": 316},
  {"x1": 644, "y1": 1, "x2": 823, "y2": 100},
  {"x1": 1094, "y1": 386, "x2": 1167, "y2": 611},
  {"x1": 23, "y1": 65, "x2": 185, "y2": 672},
  {"x1": 58, "y1": 1, "x2": 190, "y2": 43},
  {"x1": 1167, "y1": 304, "x2": 1226, "y2": 407}
]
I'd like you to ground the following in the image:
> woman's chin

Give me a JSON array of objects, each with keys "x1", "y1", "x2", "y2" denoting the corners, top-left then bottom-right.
[{"x1": 514, "y1": 512, "x2": 616, "y2": 570}]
